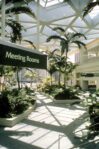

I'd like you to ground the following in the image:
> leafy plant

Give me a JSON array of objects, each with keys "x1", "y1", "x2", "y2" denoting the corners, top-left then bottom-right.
[
  {"x1": 0, "y1": 88, "x2": 35, "y2": 118},
  {"x1": 54, "y1": 86, "x2": 79, "y2": 100}
]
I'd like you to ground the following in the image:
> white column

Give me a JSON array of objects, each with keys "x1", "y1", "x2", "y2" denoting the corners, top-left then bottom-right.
[
  {"x1": 80, "y1": 79, "x2": 88, "y2": 90},
  {"x1": 80, "y1": 47, "x2": 88, "y2": 64},
  {"x1": 96, "y1": 79, "x2": 99, "y2": 90},
  {"x1": 1, "y1": 0, "x2": 6, "y2": 39},
  {"x1": 37, "y1": 0, "x2": 40, "y2": 50}
]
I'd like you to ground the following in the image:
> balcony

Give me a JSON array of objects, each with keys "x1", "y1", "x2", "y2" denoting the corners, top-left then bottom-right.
[{"x1": 76, "y1": 56, "x2": 99, "y2": 73}]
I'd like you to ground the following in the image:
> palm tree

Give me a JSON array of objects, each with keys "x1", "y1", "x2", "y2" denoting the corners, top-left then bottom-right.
[
  {"x1": 0, "y1": 0, "x2": 35, "y2": 42},
  {"x1": 54, "y1": 54, "x2": 65, "y2": 86},
  {"x1": 47, "y1": 27, "x2": 86, "y2": 87},
  {"x1": 24, "y1": 68, "x2": 38, "y2": 87},
  {"x1": 49, "y1": 51, "x2": 66, "y2": 86},
  {"x1": 61, "y1": 61, "x2": 77, "y2": 85},
  {"x1": 48, "y1": 54, "x2": 57, "y2": 86},
  {"x1": 1, "y1": 2, "x2": 36, "y2": 90}
]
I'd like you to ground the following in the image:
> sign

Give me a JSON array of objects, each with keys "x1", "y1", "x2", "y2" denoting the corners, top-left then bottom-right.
[
  {"x1": 0, "y1": 42, "x2": 47, "y2": 69},
  {"x1": 81, "y1": 73, "x2": 99, "y2": 77},
  {"x1": 81, "y1": 73, "x2": 94, "y2": 77}
]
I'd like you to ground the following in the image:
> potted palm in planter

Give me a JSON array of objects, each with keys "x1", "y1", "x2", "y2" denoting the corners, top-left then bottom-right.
[{"x1": 46, "y1": 27, "x2": 87, "y2": 103}]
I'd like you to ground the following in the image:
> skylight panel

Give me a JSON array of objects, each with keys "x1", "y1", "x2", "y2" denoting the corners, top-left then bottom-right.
[
  {"x1": 36, "y1": 0, "x2": 64, "y2": 7},
  {"x1": 52, "y1": 17, "x2": 75, "y2": 25},
  {"x1": 89, "y1": 6, "x2": 99, "y2": 19}
]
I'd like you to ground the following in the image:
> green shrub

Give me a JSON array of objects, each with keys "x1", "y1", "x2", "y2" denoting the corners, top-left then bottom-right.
[
  {"x1": 53, "y1": 87, "x2": 80, "y2": 100},
  {"x1": 0, "y1": 88, "x2": 35, "y2": 118}
]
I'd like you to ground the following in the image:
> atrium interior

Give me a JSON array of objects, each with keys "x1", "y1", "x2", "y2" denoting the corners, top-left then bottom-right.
[{"x1": 0, "y1": 0, "x2": 99, "y2": 149}]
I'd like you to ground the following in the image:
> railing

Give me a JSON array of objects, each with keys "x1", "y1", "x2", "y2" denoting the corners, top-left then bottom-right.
[{"x1": 81, "y1": 56, "x2": 99, "y2": 64}]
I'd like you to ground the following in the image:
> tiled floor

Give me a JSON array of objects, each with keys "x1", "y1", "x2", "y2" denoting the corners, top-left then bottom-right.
[{"x1": 0, "y1": 93, "x2": 99, "y2": 149}]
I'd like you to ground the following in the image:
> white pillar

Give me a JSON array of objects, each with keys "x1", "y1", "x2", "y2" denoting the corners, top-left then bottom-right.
[
  {"x1": 1, "y1": 0, "x2": 6, "y2": 39},
  {"x1": 80, "y1": 79, "x2": 88, "y2": 90},
  {"x1": 37, "y1": 0, "x2": 40, "y2": 50},
  {"x1": 96, "y1": 79, "x2": 99, "y2": 90},
  {"x1": 80, "y1": 47, "x2": 88, "y2": 64}
]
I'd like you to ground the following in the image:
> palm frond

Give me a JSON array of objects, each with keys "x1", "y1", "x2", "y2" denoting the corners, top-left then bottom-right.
[
  {"x1": 53, "y1": 27, "x2": 65, "y2": 33},
  {"x1": 6, "y1": 20, "x2": 23, "y2": 43},
  {"x1": 72, "y1": 40, "x2": 86, "y2": 49},
  {"x1": 52, "y1": 49, "x2": 60, "y2": 54},
  {"x1": 83, "y1": 1, "x2": 99, "y2": 17},
  {"x1": 23, "y1": 40, "x2": 36, "y2": 49},
  {"x1": 64, "y1": 33, "x2": 69, "y2": 40},
  {"x1": 6, "y1": 0, "x2": 25, "y2": 3},
  {"x1": 70, "y1": 32, "x2": 87, "y2": 40},
  {"x1": 46, "y1": 35, "x2": 63, "y2": 42},
  {"x1": 6, "y1": 7, "x2": 35, "y2": 18},
  {"x1": 60, "y1": 40, "x2": 68, "y2": 54},
  {"x1": 48, "y1": 49, "x2": 60, "y2": 58}
]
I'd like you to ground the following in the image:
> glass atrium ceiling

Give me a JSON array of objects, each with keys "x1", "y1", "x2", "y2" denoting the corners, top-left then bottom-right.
[
  {"x1": 35, "y1": 0, "x2": 64, "y2": 7},
  {"x1": 0, "y1": 0, "x2": 99, "y2": 50}
]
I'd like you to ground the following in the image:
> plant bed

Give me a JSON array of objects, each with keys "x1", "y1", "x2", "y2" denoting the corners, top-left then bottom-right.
[
  {"x1": 52, "y1": 87, "x2": 81, "y2": 104},
  {"x1": 0, "y1": 101, "x2": 36, "y2": 127},
  {"x1": 0, "y1": 88, "x2": 36, "y2": 127},
  {"x1": 53, "y1": 98, "x2": 80, "y2": 104}
]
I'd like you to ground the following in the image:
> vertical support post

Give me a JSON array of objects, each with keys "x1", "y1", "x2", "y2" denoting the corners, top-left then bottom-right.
[
  {"x1": 1, "y1": 0, "x2": 6, "y2": 39},
  {"x1": 80, "y1": 80, "x2": 88, "y2": 91},
  {"x1": 80, "y1": 47, "x2": 88, "y2": 64},
  {"x1": 37, "y1": 0, "x2": 40, "y2": 50},
  {"x1": 96, "y1": 79, "x2": 99, "y2": 90}
]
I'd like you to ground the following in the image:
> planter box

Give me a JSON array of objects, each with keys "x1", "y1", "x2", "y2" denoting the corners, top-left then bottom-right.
[
  {"x1": 53, "y1": 99, "x2": 80, "y2": 104},
  {"x1": 0, "y1": 102, "x2": 36, "y2": 127}
]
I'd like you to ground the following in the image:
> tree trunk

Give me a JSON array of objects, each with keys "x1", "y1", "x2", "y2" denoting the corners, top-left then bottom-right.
[
  {"x1": 64, "y1": 49, "x2": 68, "y2": 88},
  {"x1": 58, "y1": 69, "x2": 61, "y2": 87},
  {"x1": 16, "y1": 67, "x2": 20, "y2": 90},
  {"x1": 51, "y1": 74, "x2": 53, "y2": 86}
]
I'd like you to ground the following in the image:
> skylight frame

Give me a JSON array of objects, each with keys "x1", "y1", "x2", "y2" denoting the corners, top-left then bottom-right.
[{"x1": 35, "y1": 0, "x2": 64, "y2": 8}]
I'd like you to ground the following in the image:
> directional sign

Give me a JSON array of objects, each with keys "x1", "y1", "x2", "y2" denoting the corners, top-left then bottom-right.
[{"x1": 0, "y1": 41, "x2": 47, "y2": 69}]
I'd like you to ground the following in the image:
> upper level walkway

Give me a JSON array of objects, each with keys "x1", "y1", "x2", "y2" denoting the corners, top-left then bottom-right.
[{"x1": 0, "y1": 93, "x2": 99, "y2": 149}]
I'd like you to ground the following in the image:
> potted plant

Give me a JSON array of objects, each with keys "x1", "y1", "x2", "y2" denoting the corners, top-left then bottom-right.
[
  {"x1": 45, "y1": 27, "x2": 87, "y2": 103},
  {"x1": 47, "y1": 27, "x2": 86, "y2": 87}
]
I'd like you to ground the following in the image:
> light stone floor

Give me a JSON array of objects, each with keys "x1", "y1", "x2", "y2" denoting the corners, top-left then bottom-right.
[{"x1": 0, "y1": 93, "x2": 99, "y2": 149}]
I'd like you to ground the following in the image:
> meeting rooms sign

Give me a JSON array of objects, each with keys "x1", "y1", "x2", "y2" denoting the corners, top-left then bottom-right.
[{"x1": 0, "y1": 44, "x2": 47, "y2": 69}]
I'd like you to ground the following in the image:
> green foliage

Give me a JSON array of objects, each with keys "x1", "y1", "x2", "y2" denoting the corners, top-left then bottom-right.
[
  {"x1": 0, "y1": 88, "x2": 35, "y2": 118},
  {"x1": 47, "y1": 27, "x2": 86, "y2": 87},
  {"x1": 38, "y1": 78, "x2": 79, "y2": 100},
  {"x1": 6, "y1": 20, "x2": 23, "y2": 43},
  {"x1": 37, "y1": 77, "x2": 52, "y2": 92},
  {"x1": 23, "y1": 40, "x2": 36, "y2": 49},
  {"x1": 24, "y1": 86, "x2": 35, "y2": 94},
  {"x1": 0, "y1": 1, "x2": 35, "y2": 44},
  {"x1": 43, "y1": 84, "x2": 61, "y2": 95},
  {"x1": 54, "y1": 86, "x2": 79, "y2": 100},
  {"x1": 6, "y1": 7, "x2": 35, "y2": 18}
]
